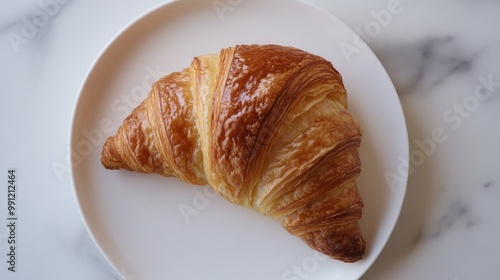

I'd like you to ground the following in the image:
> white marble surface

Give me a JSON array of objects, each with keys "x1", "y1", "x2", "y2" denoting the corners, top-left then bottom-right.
[{"x1": 0, "y1": 0, "x2": 499, "y2": 279}]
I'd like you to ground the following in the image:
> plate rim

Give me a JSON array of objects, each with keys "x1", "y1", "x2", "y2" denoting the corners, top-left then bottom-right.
[{"x1": 69, "y1": 0, "x2": 409, "y2": 279}]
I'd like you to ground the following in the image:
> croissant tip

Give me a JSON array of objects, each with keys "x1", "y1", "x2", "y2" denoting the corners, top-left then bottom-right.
[
  {"x1": 298, "y1": 221, "x2": 365, "y2": 263},
  {"x1": 99, "y1": 44, "x2": 365, "y2": 265},
  {"x1": 101, "y1": 136, "x2": 120, "y2": 170},
  {"x1": 320, "y1": 237, "x2": 365, "y2": 263},
  {"x1": 330, "y1": 238, "x2": 365, "y2": 263}
]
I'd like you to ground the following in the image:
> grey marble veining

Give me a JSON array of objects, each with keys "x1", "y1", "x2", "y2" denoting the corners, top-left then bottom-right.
[
  {"x1": 420, "y1": 199, "x2": 477, "y2": 241},
  {"x1": 1, "y1": 0, "x2": 500, "y2": 279},
  {"x1": 72, "y1": 229, "x2": 122, "y2": 280},
  {"x1": 374, "y1": 36, "x2": 499, "y2": 95},
  {"x1": 0, "y1": 0, "x2": 72, "y2": 51}
]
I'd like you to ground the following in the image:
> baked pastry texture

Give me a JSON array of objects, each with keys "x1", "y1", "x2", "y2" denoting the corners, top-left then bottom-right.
[{"x1": 101, "y1": 44, "x2": 364, "y2": 262}]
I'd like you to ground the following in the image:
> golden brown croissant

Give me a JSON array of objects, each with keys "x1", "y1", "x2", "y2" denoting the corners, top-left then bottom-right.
[{"x1": 101, "y1": 44, "x2": 364, "y2": 262}]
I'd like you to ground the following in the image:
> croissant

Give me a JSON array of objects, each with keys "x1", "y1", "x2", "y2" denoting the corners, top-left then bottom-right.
[{"x1": 101, "y1": 44, "x2": 364, "y2": 262}]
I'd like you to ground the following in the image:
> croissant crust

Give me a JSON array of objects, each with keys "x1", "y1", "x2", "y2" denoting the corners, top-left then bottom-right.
[{"x1": 101, "y1": 44, "x2": 364, "y2": 262}]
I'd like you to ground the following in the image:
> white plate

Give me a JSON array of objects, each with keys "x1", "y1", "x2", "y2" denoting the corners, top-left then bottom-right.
[{"x1": 70, "y1": 0, "x2": 408, "y2": 279}]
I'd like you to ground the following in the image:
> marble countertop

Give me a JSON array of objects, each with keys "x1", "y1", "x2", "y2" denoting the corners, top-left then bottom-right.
[{"x1": 1, "y1": 0, "x2": 499, "y2": 279}]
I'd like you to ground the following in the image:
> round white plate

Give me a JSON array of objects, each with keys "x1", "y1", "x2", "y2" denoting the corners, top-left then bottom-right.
[{"x1": 70, "y1": 0, "x2": 408, "y2": 279}]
